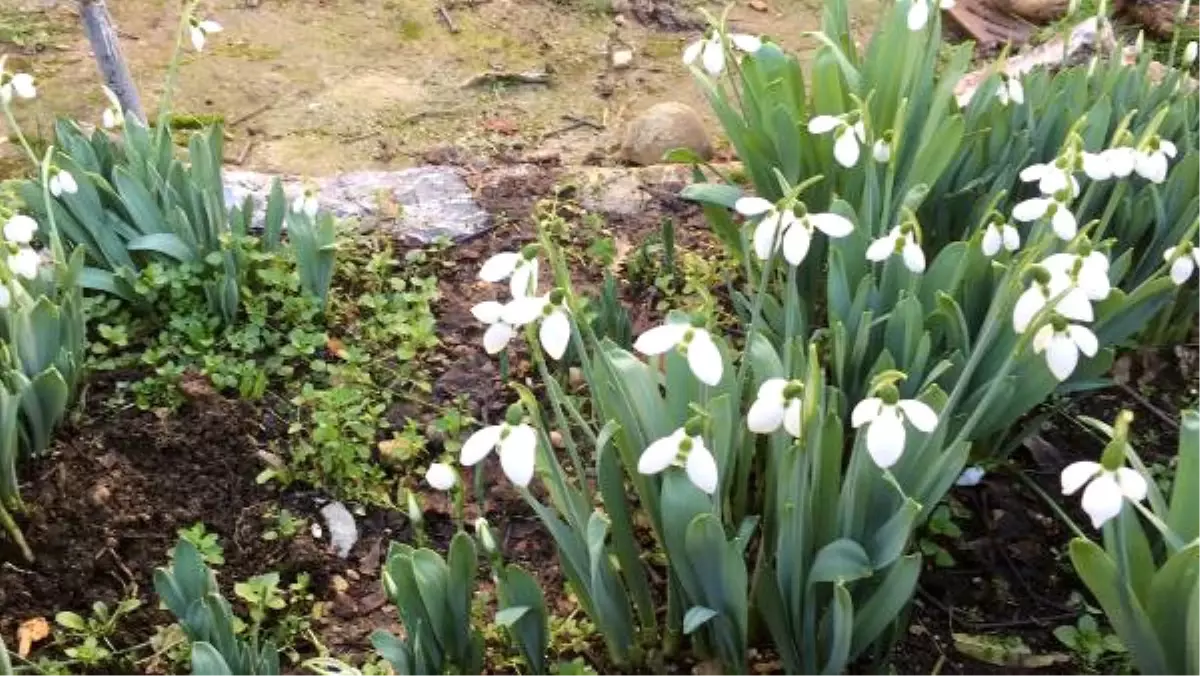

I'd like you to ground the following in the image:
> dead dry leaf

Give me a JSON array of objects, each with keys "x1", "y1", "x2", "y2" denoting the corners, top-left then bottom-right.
[{"x1": 17, "y1": 616, "x2": 50, "y2": 658}]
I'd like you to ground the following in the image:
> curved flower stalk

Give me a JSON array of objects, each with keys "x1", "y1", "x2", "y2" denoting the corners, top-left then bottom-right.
[
  {"x1": 808, "y1": 114, "x2": 866, "y2": 168},
  {"x1": 634, "y1": 317, "x2": 723, "y2": 386},
  {"x1": 851, "y1": 377, "x2": 939, "y2": 469},
  {"x1": 736, "y1": 196, "x2": 854, "y2": 265}
]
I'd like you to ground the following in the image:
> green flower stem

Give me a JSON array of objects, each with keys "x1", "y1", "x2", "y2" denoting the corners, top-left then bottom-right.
[
  {"x1": 526, "y1": 326, "x2": 593, "y2": 505},
  {"x1": 0, "y1": 102, "x2": 39, "y2": 167},
  {"x1": 1091, "y1": 180, "x2": 1128, "y2": 242},
  {"x1": 0, "y1": 501, "x2": 31, "y2": 562},
  {"x1": 157, "y1": 0, "x2": 196, "y2": 136}
]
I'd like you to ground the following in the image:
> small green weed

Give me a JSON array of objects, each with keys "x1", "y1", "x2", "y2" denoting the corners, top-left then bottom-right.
[{"x1": 177, "y1": 523, "x2": 225, "y2": 565}]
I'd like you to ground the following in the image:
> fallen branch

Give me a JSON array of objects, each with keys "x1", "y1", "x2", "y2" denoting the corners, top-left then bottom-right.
[
  {"x1": 460, "y1": 69, "x2": 551, "y2": 89},
  {"x1": 437, "y1": 5, "x2": 460, "y2": 33}
]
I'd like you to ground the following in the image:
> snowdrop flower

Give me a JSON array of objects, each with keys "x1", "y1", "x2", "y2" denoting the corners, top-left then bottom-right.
[
  {"x1": 189, "y1": 18, "x2": 222, "y2": 52},
  {"x1": 994, "y1": 75, "x2": 1025, "y2": 106},
  {"x1": 981, "y1": 221, "x2": 1020, "y2": 257},
  {"x1": 48, "y1": 169, "x2": 78, "y2": 197},
  {"x1": 683, "y1": 30, "x2": 762, "y2": 76},
  {"x1": 3, "y1": 214, "x2": 37, "y2": 244},
  {"x1": 907, "y1": 0, "x2": 954, "y2": 31},
  {"x1": 1040, "y1": 250, "x2": 1111, "y2": 302},
  {"x1": 1099, "y1": 146, "x2": 1137, "y2": 178},
  {"x1": 291, "y1": 190, "x2": 319, "y2": 218},
  {"x1": 1011, "y1": 266, "x2": 1094, "y2": 333},
  {"x1": 1079, "y1": 151, "x2": 1113, "y2": 181},
  {"x1": 100, "y1": 86, "x2": 123, "y2": 129},
  {"x1": 8, "y1": 247, "x2": 39, "y2": 279},
  {"x1": 866, "y1": 224, "x2": 925, "y2": 272},
  {"x1": 1019, "y1": 161, "x2": 1079, "y2": 197},
  {"x1": 480, "y1": 248, "x2": 539, "y2": 298},
  {"x1": 1185, "y1": 40, "x2": 1198, "y2": 65},
  {"x1": 1012, "y1": 190, "x2": 1076, "y2": 240},
  {"x1": 501, "y1": 290, "x2": 572, "y2": 360},
  {"x1": 1163, "y1": 243, "x2": 1200, "y2": 285},
  {"x1": 736, "y1": 197, "x2": 853, "y2": 266},
  {"x1": 638, "y1": 426, "x2": 718, "y2": 494},
  {"x1": 955, "y1": 466, "x2": 986, "y2": 487},
  {"x1": 1134, "y1": 138, "x2": 1177, "y2": 184},
  {"x1": 0, "y1": 284, "x2": 10, "y2": 309},
  {"x1": 634, "y1": 318, "x2": 723, "y2": 386},
  {"x1": 1033, "y1": 316, "x2": 1098, "y2": 380},
  {"x1": 1062, "y1": 460, "x2": 1147, "y2": 528},
  {"x1": 471, "y1": 300, "x2": 518, "y2": 354},
  {"x1": 425, "y1": 462, "x2": 457, "y2": 490},
  {"x1": 0, "y1": 72, "x2": 35, "y2": 103},
  {"x1": 872, "y1": 137, "x2": 891, "y2": 163},
  {"x1": 851, "y1": 386, "x2": 938, "y2": 469},
  {"x1": 746, "y1": 378, "x2": 804, "y2": 437},
  {"x1": 461, "y1": 416, "x2": 538, "y2": 487},
  {"x1": 808, "y1": 115, "x2": 866, "y2": 168}
]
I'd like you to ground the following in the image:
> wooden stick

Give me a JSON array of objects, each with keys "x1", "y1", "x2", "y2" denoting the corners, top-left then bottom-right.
[{"x1": 437, "y1": 5, "x2": 460, "y2": 33}]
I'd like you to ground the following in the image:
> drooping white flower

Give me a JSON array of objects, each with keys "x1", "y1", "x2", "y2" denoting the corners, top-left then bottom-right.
[
  {"x1": 634, "y1": 319, "x2": 723, "y2": 386},
  {"x1": 189, "y1": 18, "x2": 222, "y2": 52},
  {"x1": 746, "y1": 378, "x2": 804, "y2": 437},
  {"x1": 0, "y1": 284, "x2": 10, "y2": 309},
  {"x1": 1080, "y1": 152, "x2": 1112, "y2": 181},
  {"x1": 1163, "y1": 244, "x2": 1200, "y2": 285},
  {"x1": 981, "y1": 221, "x2": 1020, "y2": 257},
  {"x1": 1012, "y1": 193, "x2": 1077, "y2": 240},
  {"x1": 471, "y1": 300, "x2": 518, "y2": 354},
  {"x1": 0, "y1": 72, "x2": 36, "y2": 103},
  {"x1": 995, "y1": 75, "x2": 1025, "y2": 106},
  {"x1": 8, "y1": 247, "x2": 39, "y2": 279},
  {"x1": 683, "y1": 31, "x2": 762, "y2": 76},
  {"x1": 907, "y1": 0, "x2": 954, "y2": 30},
  {"x1": 501, "y1": 292, "x2": 572, "y2": 360},
  {"x1": 425, "y1": 462, "x2": 457, "y2": 490},
  {"x1": 1061, "y1": 460, "x2": 1147, "y2": 529},
  {"x1": 872, "y1": 138, "x2": 891, "y2": 163},
  {"x1": 850, "y1": 394, "x2": 938, "y2": 469},
  {"x1": 808, "y1": 116, "x2": 866, "y2": 168},
  {"x1": 291, "y1": 191, "x2": 319, "y2": 218},
  {"x1": 3, "y1": 214, "x2": 37, "y2": 244},
  {"x1": 101, "y1": 108, "x2": 120, "y2": 129},
  {"x1": 1134, "y1": 139, "x2": 1177, "y2": 184},
  {"x1": 1019, "y1": 162, "x2": 1079, "y2": 197},
  {"x1": 866, "y1": 225, "x2": 925, "y2": 272},
  {"x1": 1185, "y1": 40, "x2": 1198, "y2": 65},
  {"x1": 479, "y1": 250, "x2": 539, "y2": 298},
  {"x1": 100, "y1": 85, "x2": 123, "y2": 129},
  {"x1": 48, "y1": 169, "x2": 78, "y2": 197},
  {"x1": 737, "y1": 196, "x2": 853, "y2": 266},
  {"x1": 1011, "y1": 272, "x2": 1094, "y2": 333},
  {"x1": 1100, "y1": 147, "x2": 1137, "y2": 178},
  {"x1": 460, "y1": 421, "x2": 537, "y2": 487},
  {"x1": 1033, "y1": 319, "x2": 1098, "y2": 380},
  {"x1": 1040, "y1": 251, "x2": 1111, "y2": 302},
  {"x1": 638, "y1": 427, "x2": 718, "y2": 494}
]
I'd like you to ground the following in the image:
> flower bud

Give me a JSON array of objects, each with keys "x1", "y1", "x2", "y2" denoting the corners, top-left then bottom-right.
[
  {"x1": 475, "y1": 517, "x2": 498, "y2": 554},
  {"x1": 548, "y1": 288, "x2": 566, "y2": 305},
  {"x1": 877, "y1": 383, "x2": 900, "y2": 405},
  {"x1": 683, "y1": 415, "x2": 706, "y2": 437},
  {"x1": 782, "y1": 381, "x2": 804, "y2": 400},
  {"x1": 1100, "y1": 410, "x2": 1134, "y2": 470},
  {"x1": 520, "y1": 243, "x2": 541, "y2": 260}
]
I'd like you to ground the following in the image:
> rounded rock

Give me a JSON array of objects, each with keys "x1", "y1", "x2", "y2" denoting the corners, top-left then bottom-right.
[{"x1": 620, "y1": 102, "x2": 712, "y2": 166}]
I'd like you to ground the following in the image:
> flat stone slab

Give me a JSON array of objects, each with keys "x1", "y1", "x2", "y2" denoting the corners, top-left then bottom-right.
[{"x1": 224, "y1": 167, "x2": 490, "y2": 243}]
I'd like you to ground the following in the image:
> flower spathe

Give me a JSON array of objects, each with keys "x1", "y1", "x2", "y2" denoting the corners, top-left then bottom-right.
[
  {"x1": 425, "y1": 462, "x2": 457, "y2": 491},
  {"x1": 460, "y1": 421, "x2": 537, "y2": 487},
  {"x1": 3, "y1": 214, "x2": 37, "y2": 244},
  {"x1": 851, "y1": 395, "x2": 938, "y2": 469},
  {"x1": 638, "y1": 428, "x2": 718, "y2": 494},
  {"x1": 683, "y1": 31, "x2": 762, "y2": 76},
  {"x1": 48, "y1": 169, "x2": 78, "y2": 198},
  {"x1": 1164, "y1": 244, "x2": 1200, "y2": 285},
  {"x1": 480, "y1": 250, "x2": 539, "y2": 298},
  {"x1": 866, "y1": 225, "x2": 926, "y2": 273},
  {"x1": 634, "y1": 320, "x2": 723, "y2": 386},
  {"x1": 501, "y1": 293, "x2": 573, "y2": 360},
  {"x1": 746, "y1": 378, "x2": 803, "y2": 437},
  {"x1": 0, "y1": 72, "x2": 35, "y2": 103},
  {"x1": 1012, "y1": 193, "x2": 1076, "y2": 240},
  {"x1": 1061, "y1": 460, "x2": 1148, "y2": 529},
  {"x1": 808, "y1": 116, "x2": 866, "y2": 168},
  {"x1": 1033, "y1": 320, "x2": 1098, "y2": 380},
  {"x1": 981, "y1": 222, "x2": 1020, "y2": 257},
  {"x1": 737, "y1": 196, "x2": 853, "y2": 266},
  {"x1": 189, "y1": 18, "x2": 222, "y2": 52},
  {"x1": 8, "y1": 247, "x2": 39, "y2": 279}
]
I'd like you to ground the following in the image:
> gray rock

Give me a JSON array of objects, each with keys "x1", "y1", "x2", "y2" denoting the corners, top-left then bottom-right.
[
  {"x1": 619, "y1": 101, "x2": 712, "y2": 167},
  {"x1": 223, "y1": 167, "x2": 490, "y2": 243},
  {"x1": 319, "y1": 501, "x2": 359, "y2": 558},
  {"x1": 611, "y1": 48, "x2": 634, "y2": 70}
]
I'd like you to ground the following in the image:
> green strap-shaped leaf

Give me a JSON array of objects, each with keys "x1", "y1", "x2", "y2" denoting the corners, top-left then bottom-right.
[
  {"x1": 1168, "y1": 411, "x2": 1199, "y2": 542},
  {"x1": 820, "y1": 582, "x2": 854, "y2": 675},
  {"x1": 189, "y1": 642, "x2": 234, "y2": 675},
  {"x1": 682, "y1": 606, "x2": 719, "y2": 635},
  {"x1": 1146, "y1": 543, "x2": 1199, "y2": 674},
  {"x1": 808, "y1": 538, "x2": 873, "y2": 585},
  {"x1": 127, "y1": 232, "x2": 197, "y2": 263}
]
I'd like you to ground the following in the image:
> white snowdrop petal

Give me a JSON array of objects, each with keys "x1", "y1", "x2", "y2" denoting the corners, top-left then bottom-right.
[
  {"x1": 425, "y1": 463, "x2": 457, "y2": 490},
  {"x1": 1012, "y1": 287, "x2": 1044, "y2": 333},
  {"x1": 683, "y1": 40, "x2": 703, "y2": 65},
  {"x1": 0, "y1": 285, "x2": 9, "y2": 308},
  {"x1": 4, "y1": 215, "x2": 37, "y2": 244},
  {"x1": 1056, "y1": 288, "x2": 1094, "y2": 323},
  {"x1": 735, "y1": 196, "x2": 774, "y2": 216},
  {"x1": 1082, "y1": 152, "x2": 1112, "y2": 181},
  {"x1": 872, "y1": 139, "x2": 891, "y2": 163},
  {"x1": 539, "y1": 309, "x2": 571, "y2": 360},
  {"x1": 782, "y1": 223, "x2": 811, "y2": 266},
  {"x1": 833, "y1": 126, "x2": 861, "y2": 167},
  {"x1": 198, "y1": 20, "x2": 222, "y2": 33},
  {"x1": 190, "y1": 26, "x2": 206, "y2": 51},
  {"x1": 480, "y1": 252, "x2": 521, "y2": 282},
  {"x1": 865, "y1": 235, "x2": 895, "y2": 262},
  {"x1": 502, "y1": 295, "x2": 548, "y2": 326},
  {"x1": 9, "y1": 248, "x2": 39, "y2": 279},
  {"x1": 897, "y1": 399, "x2": 938, "y2": 432},
  {"x1": 58, "y1": 171, "x2": 77, "y2": 194},
  {"x1": 639, "y1": 431, "x2": 683, "y2": 474},
  {"x1": 753, "y1": 212, "x2": 783, "y2": 261},
  {"x1": 1081, "y1": 472, "x2": 1124, "y2": 529},
  {"x1": 702, "y1": 40, "x2": 726, "y2": 75},
  {"x1": 1002, "y1": 224, "x2": 1020, "y2": 251},
  {"x1": 1105, "y1": 148, "x2": 1135, "y2": 177},
  {"x1": 756, "y1": 378, "x2": 788, "y2": 402},
  {"x1": 1061, "y1": 461, "x2": 1101, "y2": 495},
  {"x1": 1160, "y1": 140, "x2": 1177, "y2": 158},
  {"x1": 687, "y1": 330, "x2": 724, "y2": 386},
  {"x1": 634, "y1": 322, "x2": 687, "y2": 355},
  {"x1": 807, "y1": 115, "x2": 841, "y2": 134},
  {"x1": 747, "y1": 397, "x2": 785, "y2": 433},
  {"x1": 1115, "y1": 467, "x2": 1148, "y2": 502},
  {"x1": 1020, "y1": 164, "x2": 1050, "y2": 182},
  {"x1": 1007, "y1": 78, "x2": 1025, "y2": 105},
  {"x1": 470, "y1": 300, "x2": 506, "y2": 324},
  {"x1": 685, "y1": 441, "x2": 719, "y2": 494},
  {"x1": 483, "y1": 322, "x2": 516, "y2": 354},
  {"x1": 499, "y1": 424, "x2": 538, "y2": 487},
  {"x1": 1067, "y1": 324, "x2": 1098, "y2": 357},
  {"x1": 509, "y1": 259, "x2": 538, "y2": 297},
  {"x1": 1170, "y1": 256, "x2": 1195, "y2": 285},
  {"x1": 907, "y1": 0, "x2": 930, "y2": 30},
  {"x1": 809, "y1": 212, "x2": 854, "y2": 238},
  {"x1": 1032, "y1": 324, "x2": 1054, "y2": 353},
  {"x1": 10, "y1": 73, "x2": 35, "y2": 99},
  {"x1": 1045, "y1": 333, "x2": 1079, "y2": 381},
  {"x1": 982, "y1": 225, "x2": 1001, "y2": 257},
  {"x1": 730, "y1": 33, "x2": 763, "y2": 53},
  {"x1": 1051, "y1": 208, "x2": 1078, "y2": 240},
  {"x1": 1012, "y1": 198, "x2": 1049, "y2": 222},
  {"x1": 902, "y1": 240, "x2": 926, "y2": 273},
  {"x1": 461, "y1": 425, "x2": 503, "y2": 465},
  {"x1": 783, "y1": 398, "x2": 803, "y2": 437},
  {"x1": 851, "y1": 397, "x2": 882, "y2": 428},
  {"x1": 866, "y1": 408, "x2": 906, "y2": 468}
]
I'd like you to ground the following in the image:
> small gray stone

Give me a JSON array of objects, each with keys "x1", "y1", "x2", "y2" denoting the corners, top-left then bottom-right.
[
  {"x1": 319, "y1": 501, "x2": 358, "y2": 558},
  {"x1": 611, "y1": 48, "x2": 634, "y2": 70},
  {"x1": 223, "y1": 166, "x2": 490, "y2": 243},
  {"x1": 619, "y1": 101, "x2": 712, "y2": 167}
]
